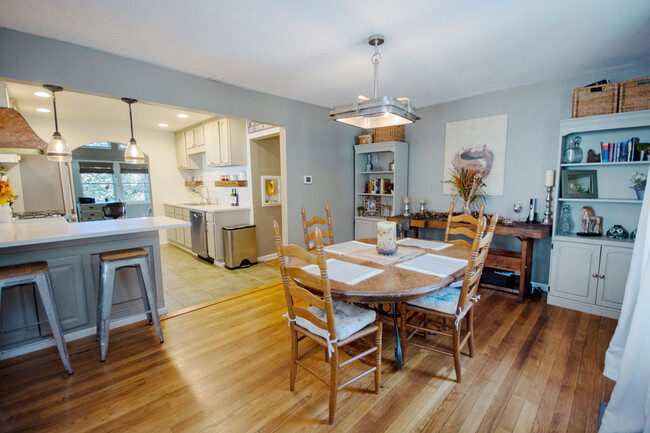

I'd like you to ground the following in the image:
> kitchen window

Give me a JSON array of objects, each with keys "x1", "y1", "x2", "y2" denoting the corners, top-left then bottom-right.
[
  {"x1": 119, "y1": 163, "x2": 151, "y2": 203},
  {"x1": 78, "y1": 161, "x2": 116, "y2": 202}
]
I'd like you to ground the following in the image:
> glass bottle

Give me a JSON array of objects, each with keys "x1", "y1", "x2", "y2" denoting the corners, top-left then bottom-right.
[
  {"x1": 558, "y1": 203, "x2": 572, "y2": 235},
  {"x1": 563, "y1": 135, "x2": 583, "y2": 164},
  {"x1": 366, "y1": 154, "x2": 373, "y2": 172}
]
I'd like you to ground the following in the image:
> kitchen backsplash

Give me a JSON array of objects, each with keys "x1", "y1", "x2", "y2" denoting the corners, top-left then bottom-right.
[{"x1": 180, "y1": 163, "x2": 250, "y2": 207}]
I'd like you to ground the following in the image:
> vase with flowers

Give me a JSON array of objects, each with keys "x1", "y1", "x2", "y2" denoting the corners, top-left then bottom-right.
[
  {"x1": 443, "y1": 168, "x2": 486, "y2": 214},
  {"x1": 0, "y1": 175, "x2": 16, "y2": 223},
  {"x1": 630, "y1": 171, "x2": 647, "y2": 201}
]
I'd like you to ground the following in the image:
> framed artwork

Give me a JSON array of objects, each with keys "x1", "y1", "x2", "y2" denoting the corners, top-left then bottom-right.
[
  {"x1": 443, "y1": 114, "x2": 508, "y2": 196},
  {"x1": 363, "y1": 195, "x2": 380, "y2": 216},
  {"x1": 561, "y1": 170, "x2": 598, "y2": 198}
]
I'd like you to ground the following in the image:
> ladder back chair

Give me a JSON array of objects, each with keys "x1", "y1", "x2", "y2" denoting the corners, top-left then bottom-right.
[
  {"x1": 301, "y1": 204, "x2": 334, "y2": 250},
  {"x1": 273, "y1": 220, "x2": 382, "y2": 424},
  {"x1": 400, "y1": 212, "x2": 498, "y2": 383},
  {"x1": 444, "y1": 202, "x2": 485, "y2": 248}
]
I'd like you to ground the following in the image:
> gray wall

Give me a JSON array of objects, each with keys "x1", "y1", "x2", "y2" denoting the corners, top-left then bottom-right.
[
  {"x1": 250, "y1": 136, "x2": 282, "y2": 256},
  {"x1": 406, "y1": 61, "x2": 650, "y2": 284},
  {"x1": 0, "y1": 28, "x2": 357, "y2": 245}
]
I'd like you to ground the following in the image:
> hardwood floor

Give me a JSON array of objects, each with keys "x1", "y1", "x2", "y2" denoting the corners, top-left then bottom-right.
[{"x1": 0, "y1": 284, "x2": 616, "y2": 432}]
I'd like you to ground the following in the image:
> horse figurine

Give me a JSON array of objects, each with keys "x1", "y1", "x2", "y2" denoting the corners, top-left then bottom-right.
[{"x1": 581, "y1": 206, "x2": 602, "y2": 234}]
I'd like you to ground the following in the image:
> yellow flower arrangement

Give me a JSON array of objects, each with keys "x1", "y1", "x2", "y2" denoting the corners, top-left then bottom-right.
[{"x1": 0, "y1": 178, "x2": 16, "y2": 206}]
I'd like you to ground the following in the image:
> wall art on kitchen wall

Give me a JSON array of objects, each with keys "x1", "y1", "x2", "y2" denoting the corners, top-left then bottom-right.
[{"x1": 443, "y1": 114, "x2": 508, "y2": 196}]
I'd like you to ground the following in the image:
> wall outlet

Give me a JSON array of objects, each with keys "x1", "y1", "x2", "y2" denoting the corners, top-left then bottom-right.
[{"x1": 304, "y1": 175, "x2": 313, "y2": 184}]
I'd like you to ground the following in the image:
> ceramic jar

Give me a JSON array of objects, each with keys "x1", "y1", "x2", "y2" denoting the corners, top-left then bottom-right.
[{"x1": 376, "y1": 221, "x2": 397, "y2": 255}]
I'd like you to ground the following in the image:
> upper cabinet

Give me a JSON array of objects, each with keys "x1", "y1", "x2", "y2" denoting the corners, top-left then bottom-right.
[
  {"x1": 187, "y1": 126, "x2": 205, "y2": 155},
  {"x1": 206, "y1": 118, "x2": 247, "y2": 167},
  {"x1": 175, "y1": 132, "x2": 200, "y2": 170}
]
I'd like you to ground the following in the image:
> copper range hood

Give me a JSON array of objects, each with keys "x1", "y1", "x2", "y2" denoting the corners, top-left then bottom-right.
[{"x1": 0, "y1": 107, "x2": 47, "y2": 155}]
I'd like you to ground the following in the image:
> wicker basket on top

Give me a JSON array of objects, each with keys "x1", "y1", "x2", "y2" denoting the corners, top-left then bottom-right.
[
  {"x1": 374, "y1": 125, "x2": 405, "y2": 142},
  {"x1": 619, "y1": 77, "x2": 650, "y2": 112}
]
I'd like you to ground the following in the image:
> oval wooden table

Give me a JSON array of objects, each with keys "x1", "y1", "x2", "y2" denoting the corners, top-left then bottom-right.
[{"x1": 290, "y1": 238, "x2": 471, "y2": 369}]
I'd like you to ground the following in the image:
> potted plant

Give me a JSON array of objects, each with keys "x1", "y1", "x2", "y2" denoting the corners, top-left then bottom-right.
[
  {"x1": 630, "y1": 171, "x2": 647, "y2": 200},
  {"x1": 442, "y1": 168, "x2": 486, "y2": 214},
  {"x1": 637, "y1": 142, "x2": 650, "y2": 161},
  {"x1": 0, "y1": 174, "x2": 16, "y2": 223},
  {"x1": 357, "y1": 206, "x2": 365, "y2": 217}
]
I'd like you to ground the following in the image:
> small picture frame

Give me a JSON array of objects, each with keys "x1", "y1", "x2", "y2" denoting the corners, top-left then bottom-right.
[
  {"x1": 363, "y1": 195, "x2": 380, "y2": 216},
  {"x1": 561, "y1": 170, "x2": 598, "y2": 198}
]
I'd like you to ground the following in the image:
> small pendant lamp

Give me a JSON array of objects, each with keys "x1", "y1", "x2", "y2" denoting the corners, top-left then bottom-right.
[
  {"x1": 122, "y1": 97, "x2": 145, "y2": 164},
  {"x1": 43, "y1": 85, "x2": 72, "y2": 162}
]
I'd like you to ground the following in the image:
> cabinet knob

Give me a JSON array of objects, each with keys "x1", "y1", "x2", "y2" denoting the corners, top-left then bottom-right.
[
  {"x1": 592, "y1": 273, "x2": 598, "y2": 278},
  {"x1": 599, "y1": 275, "x2": 605, "y2": 279}
]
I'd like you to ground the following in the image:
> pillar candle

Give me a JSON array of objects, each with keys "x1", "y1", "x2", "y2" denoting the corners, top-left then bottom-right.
[
  {"x1": 376, "y1": 221, "x2": 398, "y2": 255},
  {"x1": 404, "y1": 196, "x2": 409, "y2": 203},
  {"x1": 545, "y1": 169, "x2": 555, "y2": 187}
]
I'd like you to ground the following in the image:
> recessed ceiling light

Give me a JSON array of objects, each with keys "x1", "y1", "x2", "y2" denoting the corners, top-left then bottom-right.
[
  {"x1": 208, "y1": 76, "x2": 223, "y2": 82},
  {"x1": 34, "y1": 91, "x2": 51, "y2": 98},
  {"x1": 36, "y1": 108, "x2": 51, "y2": 113},
  {"x1": 177, "y1": 113, "x2": 189, "y2": 119},
  {"x1": 158, "y1": 123, "x2": 169, "y2": 127}
]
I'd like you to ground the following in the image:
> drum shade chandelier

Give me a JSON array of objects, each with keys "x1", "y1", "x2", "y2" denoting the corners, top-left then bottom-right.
[
  {"x1": 329, "y1": 34, "x2": 420, "y2": 129},
  {"x1": 122, "y1": 97, "x2": 145, "y2": 164},
  {"x1": 44, "y1": 85, "x2": 72, "y2": 162}
]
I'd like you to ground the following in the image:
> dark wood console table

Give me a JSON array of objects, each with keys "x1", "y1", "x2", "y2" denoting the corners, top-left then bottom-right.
[{"x1": 387, "y1": 215, "x2": 551, "y2": 303}]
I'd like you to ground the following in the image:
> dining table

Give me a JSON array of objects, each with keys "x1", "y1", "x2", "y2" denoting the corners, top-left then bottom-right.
[{"x1": 290, "y1": 238, "x2": 471, "y2": 369}]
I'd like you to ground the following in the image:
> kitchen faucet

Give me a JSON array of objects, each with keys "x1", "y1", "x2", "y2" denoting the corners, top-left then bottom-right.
[{"x1": 195, "y1": 185, "x2": 211, "y2": 204}]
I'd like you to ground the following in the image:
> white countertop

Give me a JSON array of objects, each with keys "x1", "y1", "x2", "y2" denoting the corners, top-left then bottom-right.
[
  {"x1": 165, "y1": 203, "x2": 251, "y2": 212},
  {"x1": 0, "y1": 216, "x2": 189, "y2": 248}
]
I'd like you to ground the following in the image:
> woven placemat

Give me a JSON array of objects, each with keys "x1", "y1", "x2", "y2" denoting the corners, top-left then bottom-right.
[{"x1": 347, "y1": 246, "x2": 426, "y2": 266}]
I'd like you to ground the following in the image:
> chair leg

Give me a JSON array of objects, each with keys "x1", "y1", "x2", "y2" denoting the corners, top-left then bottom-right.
[
  {"x1": 329, "y1": 346, "x2": 339, "y2": 424},
  {"x1": 135, "y1": 263, "x2": 153, "y2": 325},
  {"x1": 137, "y1": 258, "x2": 163, "y2": 343},
  {"x1": 375, "y1": 321, "x2": 382, "y2": 393},
  {"x1": 452, "y1": 325, "x2": 462, "y2": 383},
  {"x1": 99, "y1": 262, "x2": 116, "y2": 362},
  {"x1": 289, "y1": 327, "x2": 298, "y2": 391},
  {"x1": 467, "y1": 308, "x2": 475, "y2": 358},
  {"x1": 398, "y1": 303, "x2": 407, "y2": 364},
  {"x1": 35, "y1": 274, "x2": 73, "y2": 375}
]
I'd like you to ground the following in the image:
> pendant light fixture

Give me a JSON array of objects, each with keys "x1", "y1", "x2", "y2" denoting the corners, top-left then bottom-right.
[
  {"x1": 329, "y1": 34, "x2": 420, "y2": 129},
  {"x1": 122, "y1": 97, "x2": 145, "y2": 164},
  {"x1": 43, "y1": 85, "x2": 72, "y2": 162}
]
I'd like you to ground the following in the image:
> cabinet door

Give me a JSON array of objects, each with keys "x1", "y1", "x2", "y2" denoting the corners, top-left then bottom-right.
[
  {"x1": 355, "y1": 219, "x2": 377, "y2": 240},
  {"x1": 185, "y1": 130, "x2": 195, "y2": 149},
  {"x1": 596, "y1": 246, "x2": 632, "y2": 309},
  {"x1": 175, "y1": 133, "x2": 188, "y2": 169},
  {"x1": 549, "y1": 241, "x2": 600, "y2": 304},
  {"x1": 174, "y1": 208, "x2": 184, "y2": 245},
  {"x1": 218, "y1": 118, "x2": 231, "y2": 165},
  {"x1": 37, "y1": 255, "x2": 89, "y2": 335},
  {"x1": 207, "y1": 221, "x2": 216, "y2": 259},
  {"x1": 193, "y1": 126, "x2": 205, "y2": 147},
  {"x1": 183, "y1": 210, "x2": 191, "y2": 248},
  {"x1": 204, "y1": 121, "x2": 221, "y2": 166},
  {"x1": 165, "y1": 210, "x2": 176, "y2": 243}
]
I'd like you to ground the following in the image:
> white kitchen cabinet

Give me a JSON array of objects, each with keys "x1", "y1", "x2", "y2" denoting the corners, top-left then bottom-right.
[
  {"x1": 548, "y1": 240, "x2": 632, "y2": 319},
  {"x1": 354, "y1": 217, "x2": 380, "y2": 240},
  {"x1": 182, "y1": 209, "x2": 191, "y2": 248},
  {"x1": 164, "y1": 205, "x2": 176, "y2": 243},
  {"x1": 184, "y1": 130, "x2": 194, "y2": 150},
  {"x1": 188, "y1": 126, "x2": 205, "y2": 155},
  {"x1": 174, "y1": 207, "x2": 185, "y2": 246},
  {"x1": 205, "y1": 118, "x2": 247, "y2": 167},
  {"x1": 175, "y1": 132, "x2": 199, "y2": 170}
]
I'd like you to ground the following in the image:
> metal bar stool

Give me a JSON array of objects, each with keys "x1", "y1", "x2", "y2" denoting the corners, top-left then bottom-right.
[
  {"x1": 0, "y1": 262, "x2": 73, "y2": 374},
  {"x1": 97, "y1": 248, "x2": 163, "y2": 362}
]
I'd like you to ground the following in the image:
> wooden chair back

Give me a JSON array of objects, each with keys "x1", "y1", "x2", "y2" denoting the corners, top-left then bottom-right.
[
  {"x1": 273, "y1": 220, "x2": 337, "y2": 341},
  {"x1": 444, "y1": 202, "x2": 485, "y2": 248},
  {"x1": 301, "y1": 204, "x2": 334, "y2": 250},
  {"x1": 457, "y1": 212, "x2": 498, "y2": 310}
]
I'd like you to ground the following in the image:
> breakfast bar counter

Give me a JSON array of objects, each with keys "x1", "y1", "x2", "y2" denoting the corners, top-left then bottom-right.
[{"x1": 0, "y1": 216, "x2": 189, "y2": 358}]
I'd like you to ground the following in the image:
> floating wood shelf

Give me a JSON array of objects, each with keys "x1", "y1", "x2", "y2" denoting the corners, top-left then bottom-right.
[
  {"x1": 214, "y1": 180, "x2": 248, "y2": 187},
  {"x1": 184, "y1": 181, "x2": 204, "y2": 187}
]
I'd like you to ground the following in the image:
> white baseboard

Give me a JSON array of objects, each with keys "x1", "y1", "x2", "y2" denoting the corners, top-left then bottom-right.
[
  {"x1": 258, "y1": 253, "x2": 278, "y2": 262},
  {"x1": 0, "y1": 308, "x2": 167, "y2": 361},
  {"x1": 547, "y1": 295, "x2": 620, "y2": 319}
]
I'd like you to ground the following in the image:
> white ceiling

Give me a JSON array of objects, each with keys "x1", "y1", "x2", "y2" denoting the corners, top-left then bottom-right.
[
  {"x1": 1, "y1": 0, "x2": 649, "y2": 109},
  {"x1": 5, "y1": 82, "x2": 215, "y2": 132}
]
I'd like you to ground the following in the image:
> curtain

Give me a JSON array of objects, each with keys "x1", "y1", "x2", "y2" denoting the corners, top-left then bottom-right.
[
  {"x1": 119, "y1": 163, "x2": 149, "y2": 174},
  {"x1": 78, "y1": 161, "x2": 114, "y2": 174},
  {"x1": 600, "y1": 179, "x2": 650, "y2": 433}
]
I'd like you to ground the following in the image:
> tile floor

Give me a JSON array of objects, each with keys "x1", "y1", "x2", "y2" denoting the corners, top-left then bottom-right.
[{"x1": 160, "y1": 244, "x2": 281, "y2": 313}]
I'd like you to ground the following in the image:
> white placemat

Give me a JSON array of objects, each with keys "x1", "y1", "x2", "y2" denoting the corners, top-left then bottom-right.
[
  {"x1": 396, "y1": 238, "x2": 453, "y2": 251},
  {"x1": 346, "y1": 246, "x2": 425, "y2": 266},
  {"x1": 323, "y1": 241, "x2": 374, "y2": 255},
  {"x1": 301, "y1": 258, "x2": 384, "y2": 285},
  {"x1": 395, "y1": 253, "x2": 467, "y2": 278}
]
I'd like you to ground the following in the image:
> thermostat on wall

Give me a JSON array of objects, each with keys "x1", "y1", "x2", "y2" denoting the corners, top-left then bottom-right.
[{"x1": 304, "y1": 175, "x2": 313, "y2": 184}]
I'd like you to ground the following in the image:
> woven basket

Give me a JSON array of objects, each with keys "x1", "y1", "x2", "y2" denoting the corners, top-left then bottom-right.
[
  {"x1": 619, "y1": 77, "x2": 650, "y2": 112},
  {"x1": 572, "y1": 83, "x2": 619, "y2": 118},
  {"x1": 374, "y1": 125, "x2": 405, "y2": 143}
]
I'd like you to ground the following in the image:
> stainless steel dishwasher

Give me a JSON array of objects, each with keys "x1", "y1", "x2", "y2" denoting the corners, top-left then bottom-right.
[{"x1": 190, "y1": 210, "x2": 212, "y2": 262}]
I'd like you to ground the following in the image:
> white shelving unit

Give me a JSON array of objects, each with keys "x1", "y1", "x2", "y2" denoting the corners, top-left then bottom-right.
[
  {"x1": 548, "y1": 110, "x2": 650, "y2": 319},
  {"x1": 353, "y1": 142, "x2": 408, "y2": 240}
]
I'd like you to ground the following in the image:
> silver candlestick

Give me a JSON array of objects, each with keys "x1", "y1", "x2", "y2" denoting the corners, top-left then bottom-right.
[
  {"x1": 542, "y1": 186, "x2": 553, "y2": 225},
  {"x1": 403, "y1": 202, "x2": 410, "y2": 217}
]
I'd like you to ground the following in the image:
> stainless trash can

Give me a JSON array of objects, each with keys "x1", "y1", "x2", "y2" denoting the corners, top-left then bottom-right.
[{"x1": 223, "y1": 224, "x2": 258, "y2": 270}]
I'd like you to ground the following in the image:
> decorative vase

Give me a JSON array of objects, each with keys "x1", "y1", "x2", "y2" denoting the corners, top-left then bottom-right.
[
  {"x1": 0, "y1": 205, "x2": 12, "y2": 223},
  {"x1": 558, "y1": 203, "x2": 572, "y2": 235},
  {"x1": 376, "y1": 221, "x2": 397, "y2": 255},
  {"x1": 634, "y1": 188, "x2": 645, "y2": 200},
  {"x1": 463, "y1": 200, "x2": 472, "y2": 215},
  {"x1": 563, "y1": 136, "x2": 583, "y2": 164}
]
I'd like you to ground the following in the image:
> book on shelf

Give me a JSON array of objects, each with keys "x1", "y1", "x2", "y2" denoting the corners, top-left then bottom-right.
[{"x1": 600, "y1": 138, "x2": 640, "y2": 162}]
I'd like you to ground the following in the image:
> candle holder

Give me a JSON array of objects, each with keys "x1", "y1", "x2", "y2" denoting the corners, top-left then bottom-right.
[
  {"x1": 419, "y1": 200, "x2": 426, "y2": 212},
  {"x1": 542, "y1": 186, "x2": 554, "y2": 225}
]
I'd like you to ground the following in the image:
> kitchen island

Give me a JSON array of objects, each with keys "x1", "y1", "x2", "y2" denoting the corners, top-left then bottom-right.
[{"x1": 0, "y1": 216, "x2": 189, "y2": 359}]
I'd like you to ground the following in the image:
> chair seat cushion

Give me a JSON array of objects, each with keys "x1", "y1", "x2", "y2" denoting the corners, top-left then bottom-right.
[
  {"x1": 295, "y1": 300, "x2": 376, "y2": 341},
  {"x1": 407, "y1": 286, "x2": 462, "y2": 316}
]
